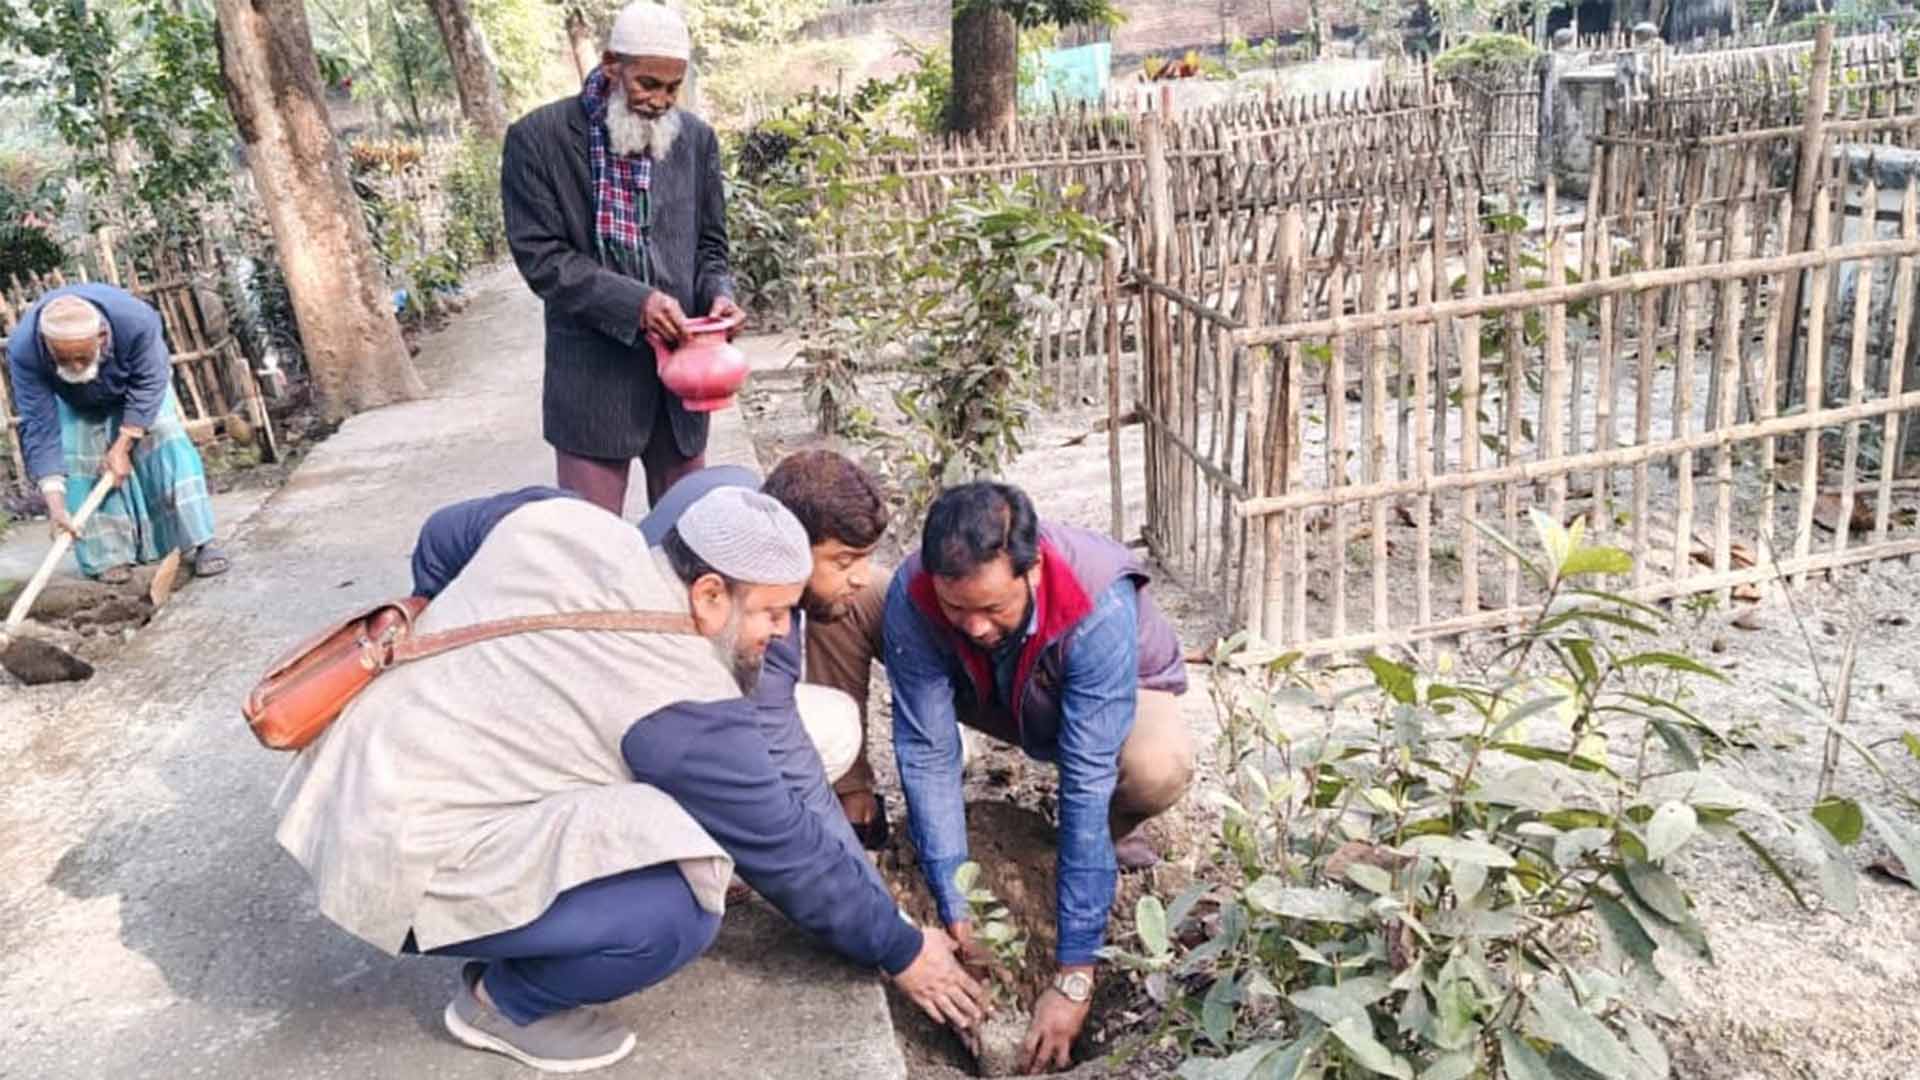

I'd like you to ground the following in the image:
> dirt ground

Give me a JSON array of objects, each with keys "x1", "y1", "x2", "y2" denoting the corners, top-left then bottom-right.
[{"x1": 745, "y1": 370, "x2": 1920, "y2": 1079}]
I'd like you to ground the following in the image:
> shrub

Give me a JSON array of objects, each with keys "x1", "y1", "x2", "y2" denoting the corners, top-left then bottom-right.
[
  {"x1": 1109, "y1": 511, "x2": 1917, "y2": 1078},
  {"x1": 444, "y1": 135, "x2": 505, "y2": 268},
  {"x1": 1433, "y1": 33, "x2": 1540, "y2": 80},
  {"x1": 0, "y1": 223, "x2": 65, "y2": 279}
]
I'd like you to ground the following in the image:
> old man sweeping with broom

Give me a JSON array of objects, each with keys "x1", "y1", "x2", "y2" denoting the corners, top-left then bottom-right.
[{"x1": 5, "y1": 284, "x2": 229, "y2": 583}]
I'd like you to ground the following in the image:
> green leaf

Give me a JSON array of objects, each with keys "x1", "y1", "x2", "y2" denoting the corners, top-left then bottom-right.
[
  {"x1": 1328, "y1": 1016, "x2": 1413, "y2": 1079},
  {"x1": 1801, "y1": 814, "x2": 1860, "y2": 915},
  {"x1": 1530, "y1": 508, "x2": 1573, "y2": 570},
  {"x1": 1732, "y1": 829, "x2": 1811, "y2": 912},
  {"x1": 1431, "y1": 977, "x2": 1480, "y2": 1051},
  {"x1": 1863, "y1": 804, "x2": 1920, "y2": 892},
  {"x1": 1346, "y1": 862, "x2": 1395, "y2": 894},
  {"x1": 1901, "y1": 732, "x2": 1920, "y2": 761},
  {"x1": 1366, "y1": 654, "x2": 1418, "y2": 705},
  {"x1": 1202, "y1": 973, "x2": 1237, "y2": 1048},
  {"x1": 1402, "y1": 835, "x2": 1517, "y2": 868},
  {"x1": 1622, "y1": 1015, "x2": 1671, "y2": 1078},
  {"x1": 1644, "y1": 802, "x2": 1698, "y2": 862},
  {"x1": 1491, "y1": 742, "x2": 1619, "y2": 776},
  {"x1": 1244, "y1": 881, "x2": 1367, "y2": 922},
  {"x1": 1498, "y1": 1030, "x2": 1558, "y2": 1080},
  {"x1": 1420, "y1": 1052, "x2": 1476, "y2": 1080},
  {"x1": 1137, "y1": 895, "x2": 1171, "y2": 957},
  {"x1": 1561, "y1": 544, "x2": 1634, "y2": 577},
  {"x1": 1616, "y1": 651, "x2": 1729, "y2": 682},
  {"x1": 1811, "y1": 797, "x2": 1865, "y2": 846},
  {"x1": 953, "y1": 862, "x2": 979, "y2": 894},
  {"x1": 1289, "y1": 985, "x2": 1367, "y2": 1029},
  {"x1": 1553, "y1": 826, "x2": 1614, "y2": 868},
  {"x1": 1527, "y1": 981, "x2": 1638, "y2": 1078},
  {"x1": 1622, "y1": 861, "x2": 1691, "y2": 925},
  {"x1": 1592, "y1": 892, "x2": 1659, "y2": 973}
]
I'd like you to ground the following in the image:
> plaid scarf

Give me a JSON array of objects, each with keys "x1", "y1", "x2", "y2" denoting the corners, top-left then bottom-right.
[{"x1": 581, "y1": 68, "x2": 653, "y2": 284}]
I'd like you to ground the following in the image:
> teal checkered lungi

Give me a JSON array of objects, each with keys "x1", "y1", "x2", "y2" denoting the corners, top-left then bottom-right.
[{"x1": 58, "y1": 387, "x2": 216, "y2": 577}]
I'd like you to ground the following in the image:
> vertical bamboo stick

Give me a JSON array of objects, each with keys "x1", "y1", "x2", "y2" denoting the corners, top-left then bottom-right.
[
  {"x1": 1835, "y1": 178, "x2": 1878, "y2": 560},
  {"x1": 1502, "y1": 222, "x2": 1525, "y2": 611},
  {"x1": 1461, "y1": 228, "x2": 1485, "y2": 617},
  {"x1": 1368, "y1": 252, "x2": 1391, "y2": 635},
  {"x1": 1285, "y1": 208, "x2": 1308, "y2": 646},
  {"x1": 1327, "y1": 263, "x2": 1350, "y2": 640},
  {"x1": 1632, "y1": 200, "x2": 1660, "y2": 591},
  {"x1": 1671, "y1": 207, "x2": 1701, "y2": 585},
  {"x1": 1758, "y1": 192, "x2": 1792, "y2": 558},
  {"x1": 1104, "y1": 243, "x2": 1126, "y2": 541},
  {"x1": 1794, "y1": 192, "x2": 1835, "y2": 585},
  {"x1": 1713, "y1": 199, "x2": 1749, "y2": 597},
  {"x1": 1876, "y1": 181, "x2": 1918, "y2": 544}
]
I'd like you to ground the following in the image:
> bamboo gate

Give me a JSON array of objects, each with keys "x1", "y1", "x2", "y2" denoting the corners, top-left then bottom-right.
[{"x1": 1129, "y1": 25, "x2": 1920, "y2": 656}]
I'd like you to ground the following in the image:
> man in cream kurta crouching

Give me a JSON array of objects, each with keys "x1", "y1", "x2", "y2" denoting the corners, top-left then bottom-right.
[{"x1": 275, "y1": 487, "x2": 983, "y2": 1073}]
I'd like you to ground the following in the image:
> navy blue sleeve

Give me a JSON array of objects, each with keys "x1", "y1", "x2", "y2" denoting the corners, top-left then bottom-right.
[
  {"x1": 115, "y1": 305, "x2": 171, "y2": 430},
  {"x1": 409, "y1": 486, "x2": 578, "y2": 598},
  {"x1": 623, "y1": 698, "x2": 925, "y2": 975},
  {"x1": 5, "y1": 330, "x2": 63, "y2": 483}
]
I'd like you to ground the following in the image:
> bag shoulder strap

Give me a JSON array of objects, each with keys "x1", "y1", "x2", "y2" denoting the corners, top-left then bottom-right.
[{"x1": 388, "y1": 609, "x2": 698, "y2": 666}]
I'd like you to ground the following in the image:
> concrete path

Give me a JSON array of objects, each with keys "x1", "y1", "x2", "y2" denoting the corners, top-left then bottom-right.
[{"x1": 0, "y1": 266, "x2": 905, "y2": 1080}]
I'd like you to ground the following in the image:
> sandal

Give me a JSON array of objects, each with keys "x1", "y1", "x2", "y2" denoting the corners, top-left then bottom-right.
[
  {"x1": 842, "y1": 790, "x2": 891, "y2": 852},
  {"x1": 97, "y1": 564, "x2": 133, "y2": 586},
  {"x1": 193, "y1": 544, "x2": 231, "y2": 578}
]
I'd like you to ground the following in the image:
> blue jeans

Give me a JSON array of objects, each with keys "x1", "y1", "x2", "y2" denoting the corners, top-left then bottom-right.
[{"x1": 423, "y1": 864, "x2": 720, "y2": 1025}]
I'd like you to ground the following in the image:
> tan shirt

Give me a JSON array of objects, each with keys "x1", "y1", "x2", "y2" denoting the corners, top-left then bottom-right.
[{"x1": 274, "y1": 498, "x2": 742, "y2": 954}]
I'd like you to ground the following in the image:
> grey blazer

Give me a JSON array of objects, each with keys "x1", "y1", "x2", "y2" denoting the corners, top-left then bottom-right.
[{"x1": 502, "y1": 97, "x2": 735, "y2": 461}]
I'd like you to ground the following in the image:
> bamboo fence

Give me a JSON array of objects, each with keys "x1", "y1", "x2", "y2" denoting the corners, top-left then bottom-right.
[{"x1": 0, "y1": 238, "x2": 279, "y2": 494}]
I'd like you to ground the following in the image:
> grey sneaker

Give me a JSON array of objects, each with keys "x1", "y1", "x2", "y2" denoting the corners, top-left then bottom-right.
[{"x1": 443, "y1": 961, "x2": 637, "y2": 1073}]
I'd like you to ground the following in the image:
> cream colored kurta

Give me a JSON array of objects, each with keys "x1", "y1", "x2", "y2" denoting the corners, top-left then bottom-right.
[{"x1": 274, "y1": 497, "x2": 743, "y2": 955}]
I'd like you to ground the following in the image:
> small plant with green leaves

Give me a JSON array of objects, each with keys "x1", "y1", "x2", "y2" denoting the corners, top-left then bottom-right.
[
  {"x1": 954, "y1": 861, "x2": 1034, "y2": 1076},
  {"x1": 1105, "y1": 509, "x2": 1910, "y2": 1079}
]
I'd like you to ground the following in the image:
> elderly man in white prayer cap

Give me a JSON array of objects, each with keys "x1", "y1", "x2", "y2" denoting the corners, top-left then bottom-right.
[
  {"x1": 4, "y1": 282, "x2": 228, "y2": 581},
  {"x1": 502, "y1": 0, "x2": 743, "y2": 523},
  {"x1": 275, "y1": 487, "x2": 985, "y2": 1072}
]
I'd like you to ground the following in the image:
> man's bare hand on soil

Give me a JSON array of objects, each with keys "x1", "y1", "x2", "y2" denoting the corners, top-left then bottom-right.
[{"x1": 892, "y1": 925, "x2": 989, "y2": 1030}]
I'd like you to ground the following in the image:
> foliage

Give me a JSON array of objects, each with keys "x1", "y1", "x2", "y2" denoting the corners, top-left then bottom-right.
[
  {"x1": 955, "y1": 861, "x2": 1029, "y2": 1007},
  {"x1": 472, "y1": 0, "x2": 567, "y2": 106},
  {"x1": 443, "y1": 135, "x2": 506, "y2": 267},
  {"x1": 861, "y1": 179, "x2": 1109, "y2": 518},
  {"x1": 1110, "y1": 511, "x2": 1911, "y2": 1078},
  {"x1": 0, "y1": 0, "x2": 231, "y2": 240},
  {"x1": 0, "y1": 222, "x2": 65, "y2": 279},
  {"x1": 961, "y1": 0, "x2": 1120, "y2": 32},
  {"x1": 311, "y1": 0, "x2": 453, "y2": 134},
  {"x1": 1433, "y1": 33, "x2": 1540, "y2": 80}
]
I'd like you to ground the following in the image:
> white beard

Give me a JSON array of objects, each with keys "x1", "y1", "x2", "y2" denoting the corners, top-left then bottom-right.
[
  {"x1": 55, "y1": 358, "x2": 101, "y2": 384},
  {"x1": 606, "y1": 85, "x2": 681, "y2": 159}
]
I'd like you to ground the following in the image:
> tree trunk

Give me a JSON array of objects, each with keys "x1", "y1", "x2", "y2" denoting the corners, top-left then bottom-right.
[
  {"x1": 949, "y1": 3, "x2": 1018, "y2": 138},
  {"x1": 424, "y1": 0, "x2": 510, "y2": 140},
  {"x1": 214, "y1": 0, "x2": 423, "y2": 421},
  {"x1": 566, "y1": 10, "x2": 599, "y2": 84}
]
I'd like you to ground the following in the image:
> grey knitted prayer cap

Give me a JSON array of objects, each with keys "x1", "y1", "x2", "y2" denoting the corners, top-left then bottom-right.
[{"x1": 678, "y1": 486, "x2": 813, "y2": 585}]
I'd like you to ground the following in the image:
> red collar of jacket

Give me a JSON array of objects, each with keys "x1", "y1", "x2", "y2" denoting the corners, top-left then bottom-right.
[{"x1": 906, "y1": 537, "x2": 1095, "y2": 733}]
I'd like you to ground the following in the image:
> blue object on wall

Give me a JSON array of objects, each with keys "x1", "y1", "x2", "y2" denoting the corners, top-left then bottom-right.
[{"x1": 1021, "y1": 42, "x2": 1111, "y2": 111}]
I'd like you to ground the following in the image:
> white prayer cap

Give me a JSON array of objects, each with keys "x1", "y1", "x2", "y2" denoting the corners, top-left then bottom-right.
[
  {"x1": 38, "y1": 295, "x2": 103, "y2": 344},
  {"x1": 678, "y1": 487, "x2": 812, "y2": 586},
  {"x1": 607, "y1": 1, "x2": 690, "y2": 62}
]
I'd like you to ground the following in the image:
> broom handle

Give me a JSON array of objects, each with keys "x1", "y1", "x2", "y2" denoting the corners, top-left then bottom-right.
[{"x1": 5, "y1": 473, "x2": 120, "y2": 634}]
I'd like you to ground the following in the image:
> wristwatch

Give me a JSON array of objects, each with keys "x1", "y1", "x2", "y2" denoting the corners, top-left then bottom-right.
[{"x1": 1052, "y1": 970, "x2": 1094, "y2": 1004}]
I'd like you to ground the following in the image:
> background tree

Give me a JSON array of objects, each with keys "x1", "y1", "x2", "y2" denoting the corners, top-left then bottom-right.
[
  {"x1": 423, "y1": 0, "x2": 510, "y2": 138},
  {"x1": 215, "y1": 0, "x2": 424, "y2": 418},
  {"x1": 0, "y1": 0, "x2": 233, "y2": 246},
  {"x1": 948, "y1": 0, "x2": 1114, "y2": 137}
]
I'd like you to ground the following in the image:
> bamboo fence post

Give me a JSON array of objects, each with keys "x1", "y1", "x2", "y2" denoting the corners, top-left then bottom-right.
[
  {"x1": 1327, "y1": 261, "x2": 1350, "y2": 640},
  {"x1": 1144, "y1": 116, "x2": 1173, "y2": 556},
  {"x1": 1592, "y1": 210, "x2": 1619, "y2": 532},
  {"x1": 1430, "y1": 181, "x2": 1452, "y2": 479},
  {"x1": 1759, "y1": 192, "x2": 1793, "y2": 557},
  {"x1": 1243, "y1": 276, "x2": 1270, "y2": 638},
  {"x1": 1835, "y1": 176, "x2": 1878, "y2": 560},
  {"x1": 1369, "y1": 251, "x2": 1392, "y2": 635},
  {"x1": 1503, "y1": 220, "x2": 1526, "y2": 611},
  {"x1": 1793, "y1": 191, "x2": 1835, "y2": 585},
  {"x1": 1545, "y1": 224, "x2": 1570, "y2": 523},
  {"x1": 1411, "y1": 242, "x2": 1435, "y2": 640},
  {"x1": 1284, "y1": 206, "x2": 1308, "y2": 646},
  {"x1": 1671, "y1": 206, "x2": 1701, "y2": 584},
  {"x1": 1713, "y1": 198, "x2": 1749, "y2": 597},
  {"x1": 1876, "y1": 182, "x2": 1917, "y2": 544},
  {"x1": 1461, "y1": 227, "x2": 1485, "y2": 617},
  {"x1": 1778, "y1": 23, "x2": 1836, "y2": 414},
  {"x1": 1633, "y1": 204, "x2": 1659, "y2": 591}
]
